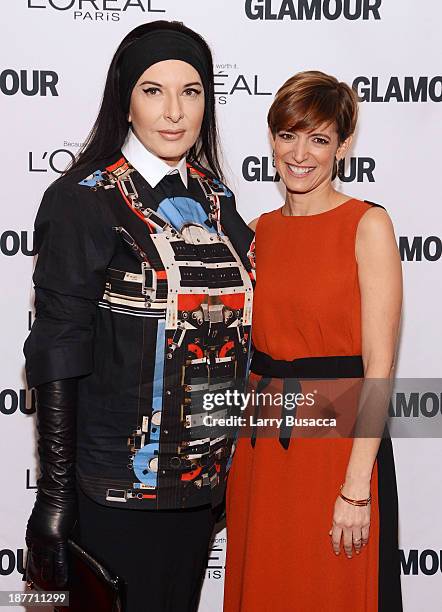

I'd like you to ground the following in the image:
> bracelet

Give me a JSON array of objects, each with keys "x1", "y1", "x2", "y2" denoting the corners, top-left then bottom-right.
[{"x1": 339, "y1": 484, "x2": 371, "y2": 506}]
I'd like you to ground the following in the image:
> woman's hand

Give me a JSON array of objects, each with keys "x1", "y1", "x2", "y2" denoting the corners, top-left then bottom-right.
[{"x1": 328, "y1": 481, "x2": 371, "y2": 559}]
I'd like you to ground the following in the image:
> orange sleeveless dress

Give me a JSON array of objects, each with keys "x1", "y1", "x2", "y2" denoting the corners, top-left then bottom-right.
[{"x1": 223, "y1": 199, "x2": 402, "y2": 612}]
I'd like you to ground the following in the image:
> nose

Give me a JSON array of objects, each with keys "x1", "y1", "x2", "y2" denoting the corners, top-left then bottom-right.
[
  {"x1": 290, "y1": 138, "x2": 308, "y2": 163},
  {"x1": 164, "y1": 92, "x2": 184, "y2": 123}
]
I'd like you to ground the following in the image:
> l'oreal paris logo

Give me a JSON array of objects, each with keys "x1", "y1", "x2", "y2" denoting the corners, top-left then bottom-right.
[
  {"x1": 27, "y1": 0, "x2": 165, "y2": 21},
  {"x1": 214, "y1": 68, "x2": 272, "y2": 105}
]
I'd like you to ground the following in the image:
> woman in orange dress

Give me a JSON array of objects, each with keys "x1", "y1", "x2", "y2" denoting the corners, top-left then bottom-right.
[{"x1": 224, "y1": 71, "x2": 403, "y2": 611}]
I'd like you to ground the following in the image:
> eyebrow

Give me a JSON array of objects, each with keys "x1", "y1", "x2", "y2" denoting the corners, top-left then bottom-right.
[
  {"x1": 138, "y1": 80, "x2": 203, "y2": 87},
  {"x1": 280, "y1": 129, "x2": 331, "y2": 139}
]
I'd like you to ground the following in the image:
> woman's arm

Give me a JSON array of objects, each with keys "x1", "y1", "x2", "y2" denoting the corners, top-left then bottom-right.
[
  {"x1": 23, "y1": 182, "x2": 115, "y2": 588},
  {"x1": 330, "y1": 206, "x2": 402, "y2": 558},
  {"x1": 24, "y1": 378, "x2": 78, "y2": 590},
  {"x1": 24, "y1": 183, "x2": 116, "y2": 388},
  {"x1": 345, "y1": 206, "x2": 402, "y2": 490}
]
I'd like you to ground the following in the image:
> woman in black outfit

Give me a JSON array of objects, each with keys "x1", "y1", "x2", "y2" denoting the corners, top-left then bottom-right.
[{"x1": 23, "y1": 20, "x2": 254, "y2": 612}]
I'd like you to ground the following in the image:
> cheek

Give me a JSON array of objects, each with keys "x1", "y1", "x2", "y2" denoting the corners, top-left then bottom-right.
[
  {"x1": 274, "y1": 157, "x2": 289, "y2": 179},
  {"x1": 316, "y1": 148, "x2": 336, "y2": 168},
  {"x1": 274, "y1": 141, "x2": 285, "y2": 156},
  {"x1": 186, "y1": 98, "x2": 205, "y2": 131},
  {"x1": 130, "y1": 96, "x2": 158, "y2": 128},
  {"x1": 274, "y1": 142, "x2": 292, "y2": 169},
  {"x1": 274, "y1": 142, "x2": 289, "y2": 161}
]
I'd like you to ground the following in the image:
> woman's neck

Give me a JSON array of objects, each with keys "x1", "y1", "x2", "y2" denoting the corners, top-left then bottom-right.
[{"x1": 283, "y1": 184, "x2": 347, "y2": 217}]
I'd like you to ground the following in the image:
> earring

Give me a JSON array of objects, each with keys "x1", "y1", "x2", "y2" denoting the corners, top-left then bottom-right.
[{"x1": 272, "y1": 150, "x2": 275, "y2": 168}]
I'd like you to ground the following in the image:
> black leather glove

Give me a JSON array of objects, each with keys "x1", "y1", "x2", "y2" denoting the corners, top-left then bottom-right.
[{"x1": 23, "y1": 378, "x2": 78, "y2": 590}]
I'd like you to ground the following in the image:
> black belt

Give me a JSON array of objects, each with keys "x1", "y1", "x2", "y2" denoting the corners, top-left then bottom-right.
[{"x1": 249, "y1": 350, "x2": 364, "y2": 450}]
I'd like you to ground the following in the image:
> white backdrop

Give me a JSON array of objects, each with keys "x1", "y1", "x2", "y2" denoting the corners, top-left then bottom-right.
[{"x1": 1, "y1": 1, "x2": 441, "y2": 610}]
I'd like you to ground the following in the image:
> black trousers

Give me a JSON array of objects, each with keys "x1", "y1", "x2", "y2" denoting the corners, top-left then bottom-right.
[{"x1": 72, "y1": 484, "x2": 217, "y2": 612}]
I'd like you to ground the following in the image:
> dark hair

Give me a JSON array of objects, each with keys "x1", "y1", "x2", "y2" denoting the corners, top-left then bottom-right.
[
  {"x1": 59, "y1": 20, "x2": 224, "y2": 182},
  {"x1": 267, "y1": 70, "x2": 358, "y2": 179}
]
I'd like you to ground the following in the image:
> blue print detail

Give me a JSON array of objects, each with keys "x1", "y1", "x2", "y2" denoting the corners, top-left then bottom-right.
[
  {"x1": 78, "y1": 169, "x2": 105, "y2": 188},
  {"x1": 157, "y1": 197, "x2": 218, "y2": 233},
  {"x1": 212, "y1": 178, "x2": 233, "y2": 197},
  {"x1": 133, "y1": 444, "x2": 159, "y2": 487}
]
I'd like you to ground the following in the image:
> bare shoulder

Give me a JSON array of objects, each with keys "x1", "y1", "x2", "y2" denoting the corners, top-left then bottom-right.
[
  {"x1": 248, "y1": 217, "x2": 260, "y2": 232},
  {"x1": 357, "y1": 205, "x2": 395, "y2": 240},
  {"x1": 356, "y1": 205, "x2": 399, "y2": 262}
]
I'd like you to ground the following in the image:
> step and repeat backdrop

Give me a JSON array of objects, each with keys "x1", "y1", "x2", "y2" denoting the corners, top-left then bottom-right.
[{"x1": 1, "y1": 1, "x2": 441, "y2": 611}]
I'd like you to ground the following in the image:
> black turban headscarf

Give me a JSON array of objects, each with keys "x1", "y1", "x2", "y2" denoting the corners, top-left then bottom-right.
[{"x1": 118, "y1": 29, "x2": 211, "y2": 114}]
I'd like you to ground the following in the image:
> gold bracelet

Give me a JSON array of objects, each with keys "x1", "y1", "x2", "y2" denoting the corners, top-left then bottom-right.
[{"x1": 339, "y1": 484, "x2": 371, "y2": 507}]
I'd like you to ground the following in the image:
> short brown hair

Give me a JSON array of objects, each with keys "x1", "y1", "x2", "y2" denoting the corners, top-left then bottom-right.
[{"x1": 267, "y1": 70, "x2": 358, "y2": 145}]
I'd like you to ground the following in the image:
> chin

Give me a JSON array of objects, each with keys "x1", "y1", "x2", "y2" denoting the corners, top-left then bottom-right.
[
  {"x1": 157, "y1": 141, "x2": 193, "y2": 161},
  {"x1": 161, "y1": 149, "x2": 186, "y2": 159},
  {"x1": 284, "y1": 179, "x2": 312, "y2": 194},
  {"x1": 156, "y1": 147, "x2": 186, "y2": 162}
]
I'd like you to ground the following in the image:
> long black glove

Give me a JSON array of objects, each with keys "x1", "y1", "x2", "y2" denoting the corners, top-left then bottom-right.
[{"x1": 23, "y1": 378, "x2": 78, "y2": 590}]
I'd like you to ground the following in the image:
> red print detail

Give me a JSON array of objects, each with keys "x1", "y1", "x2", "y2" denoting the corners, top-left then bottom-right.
[
  {"x1": 181, "y1": 467, "x2": 202, "y2": 481},
  {"x1": 220, "y1": 341, "x2": 235, "y2": 358},
  {"x1": 220, "y1": 293, "x2": 245, "y2": 310},
  {"x1": 188, "y1": 343, "x2": 204, "y2": 359},
  {"x1": 178, "y1": 294, "x2": 207, "y2": 311}
]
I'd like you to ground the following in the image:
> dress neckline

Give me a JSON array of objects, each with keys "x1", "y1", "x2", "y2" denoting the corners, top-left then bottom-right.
[{"x1": 279, "y1": 197, "x2": 356, "y2": 219}]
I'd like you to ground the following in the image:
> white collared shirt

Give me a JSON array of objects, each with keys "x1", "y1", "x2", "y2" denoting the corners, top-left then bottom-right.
[{"x1": 121, "y1": 127, "x2": 188, "y2": 189}]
